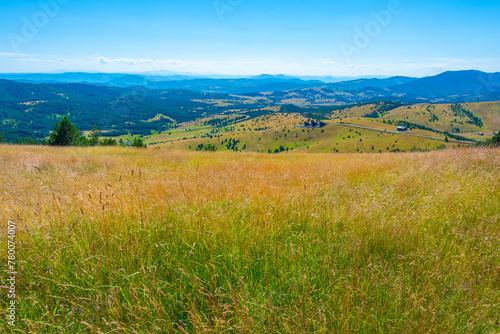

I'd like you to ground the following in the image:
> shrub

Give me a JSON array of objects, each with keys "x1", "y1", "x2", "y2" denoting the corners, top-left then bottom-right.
[
  {"x1": 100, "y1": 138, "x2": 117, "y2": 146},
  {"x1": 131, "y1": 137, "x2": 147, "y2": 148},
  {"x1": 487, "y1": 132, "x2": 500, "y2": 146}
]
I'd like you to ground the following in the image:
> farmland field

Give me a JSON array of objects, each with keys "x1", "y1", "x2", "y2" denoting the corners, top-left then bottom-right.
[{"x1": 1, "y1": 145, "x2": 499, "y2": 333}]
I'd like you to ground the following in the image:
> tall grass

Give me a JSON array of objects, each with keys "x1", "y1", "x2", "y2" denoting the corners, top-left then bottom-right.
[{"x1": 1, "y1": 146, "x2": 499, "y2": 333}]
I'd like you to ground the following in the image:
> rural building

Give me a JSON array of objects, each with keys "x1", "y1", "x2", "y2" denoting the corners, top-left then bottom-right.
[
  {"x1": 478, "y1": 132, "x2": 484, "y2": 136},
  {"x1": 397, "y1": 126, "x2": 407, "y2": 131}
]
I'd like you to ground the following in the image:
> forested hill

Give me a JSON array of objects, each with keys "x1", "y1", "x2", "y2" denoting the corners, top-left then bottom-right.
[{"x1": 0, "y1": 80, "x2": 264, "y2": 142}]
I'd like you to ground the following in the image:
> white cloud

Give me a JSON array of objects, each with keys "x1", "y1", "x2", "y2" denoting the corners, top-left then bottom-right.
[
  {"x1": 97, "y1": 57, "x2": 186, "y2": 66},
  {"x1": 15, "y1": 57, "x2": 68, "y2": 63},
  {"x1": 0, "y1": 52, "x2": 31, "y2": 57}
]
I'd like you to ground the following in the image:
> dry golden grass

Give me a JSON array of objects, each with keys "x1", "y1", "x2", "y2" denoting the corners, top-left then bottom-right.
[{"x1": 0, "y1": 145, "x2": 499, "y2": 333}]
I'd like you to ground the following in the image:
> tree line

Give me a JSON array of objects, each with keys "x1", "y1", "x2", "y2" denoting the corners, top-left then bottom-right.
[
  {"x1": 46, "y1": 117, "x2": 147, "y2": 147},
  {"x1": 0, "y1": 116, "x2": 147, "y2": 148}
]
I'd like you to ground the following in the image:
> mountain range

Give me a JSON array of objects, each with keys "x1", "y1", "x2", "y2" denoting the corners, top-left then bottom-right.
[{"x1": 1, "y1": 70, "x2": 499, "y2": 99}]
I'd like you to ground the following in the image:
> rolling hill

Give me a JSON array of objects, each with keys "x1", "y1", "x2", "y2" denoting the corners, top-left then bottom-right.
[{"x1": 145, "y1": 112, "x2": 460, "y2": 154}]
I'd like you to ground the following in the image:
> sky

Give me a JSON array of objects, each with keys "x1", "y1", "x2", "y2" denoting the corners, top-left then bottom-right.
[{"x1": 0, "y1": 0, "x2": 499, "y2": 77}]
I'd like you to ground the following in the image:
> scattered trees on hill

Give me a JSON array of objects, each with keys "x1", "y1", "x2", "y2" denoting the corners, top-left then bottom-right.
[
  {"x1": 450, "y1": 104, "x2": 484, "y2": 127},
  {"x1": 268, "y1": 146, "x2": 289, "y2": 154},
  {"x1": 195, "y1": 143, "x2": 216, "y2": 151},
  {"x1": 364, "y1": 102, "x2": 403, "y2": 118},
  {"x1": 225, "y1": 138, "x2": 240, "y2": 151}
]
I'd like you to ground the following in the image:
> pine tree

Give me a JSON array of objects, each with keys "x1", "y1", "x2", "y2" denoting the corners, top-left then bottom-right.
[
  {"x1": 48, "y1": 117, "x2": 81, "y2": 146},
  {"x1": 90, "y1": 125, "x2": 100, "y2": 146}
]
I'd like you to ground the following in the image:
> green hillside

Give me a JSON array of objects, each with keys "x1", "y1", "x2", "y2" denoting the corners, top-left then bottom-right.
[{"x1": 149, "y1": 113, "x2": 456, "y2": 153}]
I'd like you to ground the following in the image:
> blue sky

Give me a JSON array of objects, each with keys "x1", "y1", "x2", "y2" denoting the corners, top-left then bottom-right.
[{"x1": 0, "y1": 0, "x2": 499, "y2": 76}]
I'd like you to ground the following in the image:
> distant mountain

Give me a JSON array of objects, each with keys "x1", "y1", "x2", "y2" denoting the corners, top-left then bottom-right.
[
  {"x1": 106, "y1": 74, "x2": 153, "y2": 86},
  {"x1": 243, "y1": 70, "x2": 500, "y2": 104},
  {"x1": 0, "y1": 72, "x2": 128, "y2": 84},
  {"x1": 326, "y1": 76, "x2": 416, "y2": 90},
  {"x1": 0, "y1": 72, "x2": 413, "y2": 93},
  {"x1": 251, "y1": 74, "x2": 297, "y2": 80},
  {"x1": 296, "y1": 75, "x2": 392, "y2": 83},
  {"x1": 389, "y1": 70, "x2": 500, "y2": 101},
  {"x1": 140, "y1": 77, "x2": 325, "y2": 94},
  {"x1": 0, "y1": 72, "x2": 324, "y2": 93},
  {"x1": 5, "y1": 70, "x2": 499, "y2": 100}
]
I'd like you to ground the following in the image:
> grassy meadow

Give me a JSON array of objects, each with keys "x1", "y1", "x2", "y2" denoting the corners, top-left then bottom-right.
[
  {"x1": 152, "y1": 113, "x2": 455, "y2": 154},
  {"x1": 0, "y1": 145, "x2": 499, "y2": 333},
  {"x1": 378, "y1": 102, "x2": 500, "y2": 140},
  {"x1": 325, "y1": 102, "x2": 499, "y2": 140}
]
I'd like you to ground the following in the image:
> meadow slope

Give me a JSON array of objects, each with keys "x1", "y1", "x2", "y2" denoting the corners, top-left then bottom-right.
[
  {"x1": 0, "y1": 146, "x2": 499, "y2": 333},
  {"x1": 150, "y1": 113, "x2": 456, "y2": 153}
]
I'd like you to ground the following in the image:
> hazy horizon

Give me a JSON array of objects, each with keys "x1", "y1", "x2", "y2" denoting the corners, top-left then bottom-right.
[{"x1": 1, "y1": 69, "x2": 500, "y2": 83}]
